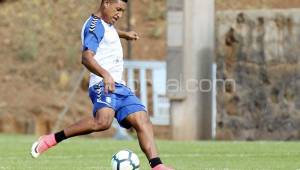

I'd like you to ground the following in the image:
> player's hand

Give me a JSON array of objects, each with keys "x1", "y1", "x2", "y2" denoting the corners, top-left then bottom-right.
[
  {"x1": 103, "y1": 73, "x2": 115, "y2": 93},
  {"x1": 125, "y1": 31, "x2": 139, "y2": 41}
]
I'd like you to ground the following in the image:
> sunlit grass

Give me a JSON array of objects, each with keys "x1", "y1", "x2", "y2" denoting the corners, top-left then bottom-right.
[{"x1": 0, "y1": 134, "x2": 300, "y2": 170}]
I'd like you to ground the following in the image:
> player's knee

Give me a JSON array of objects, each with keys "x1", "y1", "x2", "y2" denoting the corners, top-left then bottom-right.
[
  {"x1": 92, "y1": 119, "x2": 111, "y2": 131},
  {"x1": 135, "y1": 113, "x2": 152, "y2": 131}
]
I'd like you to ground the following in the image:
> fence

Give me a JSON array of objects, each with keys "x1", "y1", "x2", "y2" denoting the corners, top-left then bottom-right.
[{"x1": 124, "y1": 60, "x2": 170, "y2": 125}]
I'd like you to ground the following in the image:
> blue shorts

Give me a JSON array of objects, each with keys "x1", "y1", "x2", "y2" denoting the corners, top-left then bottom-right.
[{"x1": 89, "y1": 81, "x2": 146, "y2": 129}]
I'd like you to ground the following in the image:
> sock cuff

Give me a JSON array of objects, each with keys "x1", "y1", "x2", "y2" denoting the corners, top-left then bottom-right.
[
  {"x1": 54, "y1": 130, "x2": 67, "y2": 143},
  {"x1": 149, "y1": 157, "x2": 163, "y2": 168}
]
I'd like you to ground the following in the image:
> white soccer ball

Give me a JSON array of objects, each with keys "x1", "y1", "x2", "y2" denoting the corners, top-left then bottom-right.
[{"x1": 111, "y1": 149, "x2": 140, "y2": 170}]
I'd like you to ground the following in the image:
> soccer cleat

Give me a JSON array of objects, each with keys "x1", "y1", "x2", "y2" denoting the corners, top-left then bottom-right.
[
  {"x1": 152, "y1": 164, "x2": 174, "y2": 170},
  {"x1": 31, "y1": 134, "x2": 57, "y2": 158}
]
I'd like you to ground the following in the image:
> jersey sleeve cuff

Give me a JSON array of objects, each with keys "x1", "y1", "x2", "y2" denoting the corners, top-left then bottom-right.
[{"x1": 83, "y1": 46, "x2": 97, "y2": 54}]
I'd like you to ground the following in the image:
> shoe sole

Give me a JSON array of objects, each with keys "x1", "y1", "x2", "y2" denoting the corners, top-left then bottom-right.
[{"x1": 30, "y1": 141, "x2": 40, "y2": 158}]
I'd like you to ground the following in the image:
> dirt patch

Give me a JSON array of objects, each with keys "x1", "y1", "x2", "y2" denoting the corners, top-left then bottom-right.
[{"x1": 216, "y1": 0, "x2": 300, "y2": 10}]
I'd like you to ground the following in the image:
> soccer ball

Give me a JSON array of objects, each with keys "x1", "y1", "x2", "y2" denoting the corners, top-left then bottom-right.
[{"x1": 111, "y1": 149, "x2": 140, "y2": 170}]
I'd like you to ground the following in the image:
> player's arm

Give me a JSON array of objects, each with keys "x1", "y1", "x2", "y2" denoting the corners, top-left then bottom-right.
[
  {"x1": 82, "y1": 50, "x2": 115, "y2": 92},
  {"x1": 82, "y1": 26, "x2": 115, "y2": 92},
  {"x1": 117, "y1": 30, "x2": 139, "y2": 40}
]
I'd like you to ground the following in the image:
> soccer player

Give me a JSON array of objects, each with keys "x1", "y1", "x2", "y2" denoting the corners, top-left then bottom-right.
[{"x1": 30, "y1": 0, "x2": 174, "y2": 170}]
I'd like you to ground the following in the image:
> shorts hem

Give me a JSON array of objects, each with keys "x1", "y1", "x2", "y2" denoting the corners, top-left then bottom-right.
[{"x1": 117, "y1": 105, "x2": 147, "y2": 129}]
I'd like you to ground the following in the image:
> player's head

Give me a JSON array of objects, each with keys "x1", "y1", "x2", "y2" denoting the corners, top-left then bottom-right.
[{"x1": 101, "y1": 0, "x2": 127, "y2": 25}]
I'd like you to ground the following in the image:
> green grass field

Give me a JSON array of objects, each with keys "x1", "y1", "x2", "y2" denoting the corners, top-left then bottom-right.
[{"x1": 0, "y1": 134, "x2": 300, "y2": 170}]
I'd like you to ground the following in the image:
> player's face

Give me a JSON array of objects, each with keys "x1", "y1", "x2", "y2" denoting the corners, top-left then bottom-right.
[{"x1": 104, "y1": 0, "x2": 126, "y2": 25}]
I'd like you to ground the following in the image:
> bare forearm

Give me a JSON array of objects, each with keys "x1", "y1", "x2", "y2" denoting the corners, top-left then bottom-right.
[
  {"x1": 82, "y1": 52, "x2": 109, "y2": 78},
  {"x1": 117, "y1": 30, "x2": 128, "y2": 39},
  {"x1": 117, "y1": 30, "x2": 139, "y2": 40}
]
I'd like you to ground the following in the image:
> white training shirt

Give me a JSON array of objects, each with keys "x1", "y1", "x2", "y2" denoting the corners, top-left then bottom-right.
[{"x1": 81, "y1": 15, "x2": 124, "y2": 88}]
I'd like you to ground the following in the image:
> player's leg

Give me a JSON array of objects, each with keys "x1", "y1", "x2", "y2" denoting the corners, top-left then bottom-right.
[
  {"x1": 31, "y1": 108, "x2": 115, "y2": 158},
  {"x1": 124, "y1": 111, "x2": 174, "y2": 170},
  {"x1": 125, "y1": 111, "x2": 158, "y2": 159},
  {"x1": 63, "y1": 108, "x2": 115, "y2": 137}
]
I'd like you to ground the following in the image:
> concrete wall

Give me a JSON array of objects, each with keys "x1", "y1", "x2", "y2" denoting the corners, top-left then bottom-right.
[
  {"x1": 216, "y1": 9, "x2": 300, "y2": 140},
  {"x1": 167, "y1": 0, "x2": 215, "y2": 140}
]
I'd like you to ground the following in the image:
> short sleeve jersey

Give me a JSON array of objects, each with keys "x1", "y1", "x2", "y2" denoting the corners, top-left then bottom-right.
[{"x1": 81, "y1": 15, "x2": 124, "y2": 87}]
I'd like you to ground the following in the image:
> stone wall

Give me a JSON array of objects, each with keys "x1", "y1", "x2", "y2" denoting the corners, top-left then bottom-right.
[{"x1": 216, "y1": 9, "x2": 300, "y2": 140}]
